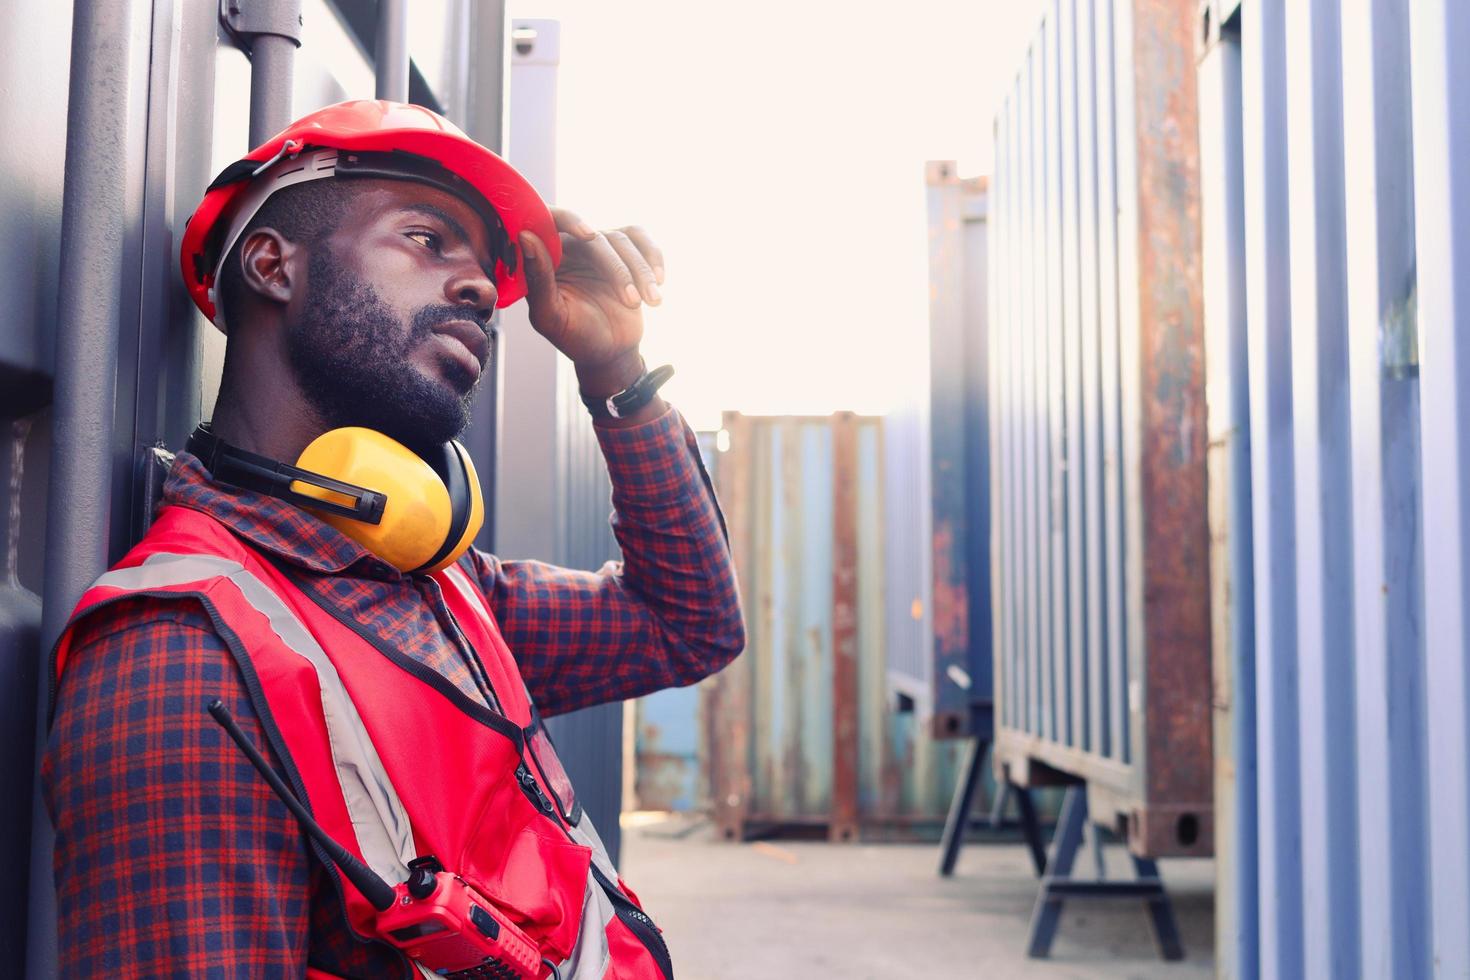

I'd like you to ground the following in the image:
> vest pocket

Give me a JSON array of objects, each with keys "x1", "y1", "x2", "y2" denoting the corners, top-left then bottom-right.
[{"x1": 459, "y1": 767, "x2": 593, "y2": 966}]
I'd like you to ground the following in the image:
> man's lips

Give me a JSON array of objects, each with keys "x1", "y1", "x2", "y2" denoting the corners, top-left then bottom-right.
[{"x1": 431, "y1": 319, "x2": 490, "y2": 374}]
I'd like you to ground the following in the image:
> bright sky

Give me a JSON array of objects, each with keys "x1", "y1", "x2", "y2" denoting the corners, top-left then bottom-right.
[{"x1": 507, "y1": 0, "x2": 1045, "y2": 430}]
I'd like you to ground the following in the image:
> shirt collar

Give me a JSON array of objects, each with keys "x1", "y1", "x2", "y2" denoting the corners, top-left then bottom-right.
[{"x1": 164, "y1": 450, "x2": 402, "y2": 579}]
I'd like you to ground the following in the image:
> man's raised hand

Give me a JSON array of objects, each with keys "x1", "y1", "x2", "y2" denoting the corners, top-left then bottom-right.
[{"x1": 518, "y1": 207, "x2": 665, "y2": 395}]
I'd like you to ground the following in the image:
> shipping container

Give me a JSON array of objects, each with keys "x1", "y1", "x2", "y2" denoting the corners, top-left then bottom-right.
[
  {"x1": 707, "y1": 413, "x2": 965, "y2": 841},
  {"x1": 1198, "y1": 0, "x2": 1470, "y2": 976},
  {"x1": 987, "y1": 0, "x2": 1213, "y2": 861}
]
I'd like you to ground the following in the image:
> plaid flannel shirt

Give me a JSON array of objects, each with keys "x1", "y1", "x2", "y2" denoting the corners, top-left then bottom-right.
[{"x1": 41, "y1": 404, "x2": 744, "y2": 978}]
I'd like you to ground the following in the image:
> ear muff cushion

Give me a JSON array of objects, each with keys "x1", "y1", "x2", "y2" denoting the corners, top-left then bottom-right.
[
  {"x1": 295, "y1": 428, "x2": 451, "y2": 572},
  {"x1": 414, "y1": 440, "x2": 480, "y2": 573},
  {"x1": 440, "y1": 441, "x2": 485, "y2": 571}
]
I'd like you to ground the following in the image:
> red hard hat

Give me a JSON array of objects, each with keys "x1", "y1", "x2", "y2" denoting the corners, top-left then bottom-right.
[{"x1": 180, "y1": 99, "x2": 559, "y2": 329}]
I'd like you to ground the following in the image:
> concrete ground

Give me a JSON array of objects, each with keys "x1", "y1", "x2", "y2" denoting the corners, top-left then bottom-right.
[{"x1": 618, "y1": 813, "x2": 1214, "y2": 979}]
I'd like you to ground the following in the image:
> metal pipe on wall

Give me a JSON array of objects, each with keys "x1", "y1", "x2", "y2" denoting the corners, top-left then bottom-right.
[
  {"x1": 459, "y1": 0, "x2": 508, "y2": 552},
  {"x1": 376, "y1": 0, "x2": 410, "y2": 102},
  {"x1": 221, "y1": 0, "x2": 304, "y2": 146},
  {"x1": 24, "y1": 1, "x2": 155, "y2": 974},
  {"x1": 250, "y1": 34, "x2": 298, "y2": 145}
]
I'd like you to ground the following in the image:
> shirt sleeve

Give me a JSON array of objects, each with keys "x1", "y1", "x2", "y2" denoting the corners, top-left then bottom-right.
[
  {"x1": 42, "y1": 598, "x2": 313, "y2": 978},
  {"x1": 470, "y1": 405, "x2": 746, "y2": 716}
]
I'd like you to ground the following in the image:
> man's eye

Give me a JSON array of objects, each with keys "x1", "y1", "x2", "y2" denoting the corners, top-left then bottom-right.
[{"x1": 406, "y1": 230, "x2": 440, "y2": 251}]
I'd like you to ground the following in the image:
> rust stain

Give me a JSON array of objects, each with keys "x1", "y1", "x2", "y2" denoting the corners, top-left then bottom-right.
[{"x1": 930, "y1": 519, "x2": 971, "y2": 655}]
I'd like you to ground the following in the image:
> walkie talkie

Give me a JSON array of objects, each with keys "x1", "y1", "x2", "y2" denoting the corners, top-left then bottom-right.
[{"x1": 208, "y1": 700, "x2": 551, "y2": 979}]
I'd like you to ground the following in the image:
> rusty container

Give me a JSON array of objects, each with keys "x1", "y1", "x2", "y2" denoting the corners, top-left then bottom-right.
[
  {"x1": 705, "y1": 413, "x2": 965, "y2": 842},
  {"x1": 987, "y1": 0, "x2": 1212, "y2": 859}
]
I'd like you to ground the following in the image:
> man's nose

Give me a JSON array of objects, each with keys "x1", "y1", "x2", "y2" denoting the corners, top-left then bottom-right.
[{"x1": 446, "y1": 262, "x2": 497, "y2": 321}]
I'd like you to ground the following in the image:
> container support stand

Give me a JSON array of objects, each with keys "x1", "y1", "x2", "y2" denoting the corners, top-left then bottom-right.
[
  {"x1": 1024, "y1": 784, "x2": 1184, "y2": 960},
  {"x1": 937, "y1": 736, "x2": 1047, "y2": 877}
]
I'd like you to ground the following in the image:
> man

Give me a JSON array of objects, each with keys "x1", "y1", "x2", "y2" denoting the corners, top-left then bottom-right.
[{"x1": 42, "y1": 101, "x2": 744, "y2": 978}]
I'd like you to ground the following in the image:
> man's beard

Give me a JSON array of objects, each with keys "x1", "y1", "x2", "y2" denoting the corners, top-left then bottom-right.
[{"x1": 287, "y1": 249, "x2": 487, "y2": 452}]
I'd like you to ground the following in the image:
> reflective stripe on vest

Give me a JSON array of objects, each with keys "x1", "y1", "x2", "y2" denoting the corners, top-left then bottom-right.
[{"x1": 89, "y1": 551, "x2": 416, "y2": 887}]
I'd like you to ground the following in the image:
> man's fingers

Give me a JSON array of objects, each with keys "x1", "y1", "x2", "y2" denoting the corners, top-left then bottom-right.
[
  {"x1": 618, "y1": 226, "x2": 665, "y2": 285},
  {"x1": 606, "y1": 231, "x2": 661, "y2": 305},
  {"x1": 518, "y1": 231, "x2": 562, "y2": 316},
  {"x1": 575, "y1": 231, "x2": 643, "y2": 308},
  {"x1": 550, "y1": 206, "x2": 598, "y2": 241}
]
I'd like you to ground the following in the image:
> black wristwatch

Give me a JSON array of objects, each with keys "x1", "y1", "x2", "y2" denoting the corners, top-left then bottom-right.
[{"x1": 580, "y1": 362, "x2": 675, "y2": 419}]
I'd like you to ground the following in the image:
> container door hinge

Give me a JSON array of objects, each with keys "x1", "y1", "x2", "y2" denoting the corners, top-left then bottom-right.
[{"x1": 220, "y1": 0, "x2": 304, "y2": 52}]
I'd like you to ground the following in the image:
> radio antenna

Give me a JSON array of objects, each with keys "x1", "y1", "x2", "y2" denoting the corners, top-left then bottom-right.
[{"x1": 208, "y1": 700, "x2": 398, "y2": 911}]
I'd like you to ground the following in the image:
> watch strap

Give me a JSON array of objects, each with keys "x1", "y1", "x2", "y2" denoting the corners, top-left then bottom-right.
[{"x1": 580, "y1": 363, "x2": 675, "y2": 419}]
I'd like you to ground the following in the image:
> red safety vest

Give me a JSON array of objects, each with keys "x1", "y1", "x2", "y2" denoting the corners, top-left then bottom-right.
[{"x1": 53, "y1": 504, "x2": 671, "y2": 980}]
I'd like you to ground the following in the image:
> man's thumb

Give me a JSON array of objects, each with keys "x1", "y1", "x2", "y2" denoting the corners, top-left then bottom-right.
[{"x1": 518, "y1": 231, "x2": 557, "y2": 310}]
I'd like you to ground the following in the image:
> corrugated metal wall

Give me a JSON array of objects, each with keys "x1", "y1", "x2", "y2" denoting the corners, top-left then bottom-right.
[
  {"x1": 707, "y1": 414, "x2": 964, "y2": 840},
  {"x1": 987, "y1": 0, "x2": 1213, "y2": 859},
  {"x1": 1199, "y1": 0, "x2": 1470, "y2": 976}
]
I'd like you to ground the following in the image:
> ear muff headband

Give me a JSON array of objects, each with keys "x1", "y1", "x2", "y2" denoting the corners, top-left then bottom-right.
[
  {"x1": 187, "y1": 423, "x2": 388, "y2": 524},
  {"x1": 188, "y1": 424, "x2": 483, "y2": 574}
]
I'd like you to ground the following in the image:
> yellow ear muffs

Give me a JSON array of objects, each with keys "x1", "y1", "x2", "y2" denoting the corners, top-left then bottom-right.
[{"x1": 291, "y1": 427, "x2": 484, "y2": 574}]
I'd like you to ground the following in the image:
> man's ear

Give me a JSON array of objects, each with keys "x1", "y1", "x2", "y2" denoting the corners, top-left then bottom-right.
[{"x1": 237, "y1": 227, "x2": 300, "y2": 306}]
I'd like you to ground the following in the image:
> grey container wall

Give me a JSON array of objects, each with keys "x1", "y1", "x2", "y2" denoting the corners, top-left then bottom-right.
[
  {"x1": 988, "y1": 0, "x2": 1213, "y2": 860},
  {"x1": 1198, "y1": 0, "x2": 1470, "y2": 976},
  {"x1": 5, "y1": 1, "x2": 536, "y2": 971},
  {"x1": 0, "y1": 0, "x2": 73, "y2": 964},
  {"x1": 707, "y1": 414, "x2": 965, "y2": 841}
]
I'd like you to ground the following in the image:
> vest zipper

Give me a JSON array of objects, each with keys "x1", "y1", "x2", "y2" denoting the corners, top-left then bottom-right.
[{"x1": 515, "y1": 762, "x2": 558, "y2": 817}]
